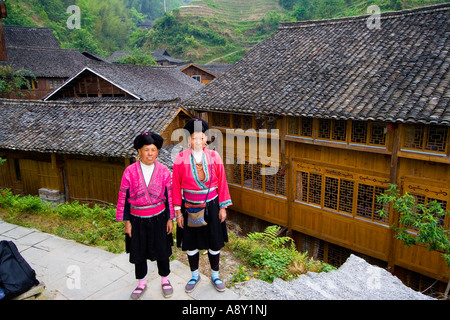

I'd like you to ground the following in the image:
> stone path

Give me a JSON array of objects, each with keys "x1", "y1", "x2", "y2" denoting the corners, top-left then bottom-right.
[{"x1": 0, "y1": 218, "x2": 240, "y2": 300}]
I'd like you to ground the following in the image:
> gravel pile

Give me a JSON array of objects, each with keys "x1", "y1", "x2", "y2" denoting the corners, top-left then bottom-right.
[{"x1": 232, "y1": 254, "x2": 435, "y2": 300}]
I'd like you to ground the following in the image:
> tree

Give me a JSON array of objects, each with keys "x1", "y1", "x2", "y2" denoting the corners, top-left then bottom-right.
[
  {"x1": 377, "y1": 184, "x2": 450, "y2": 299},
  {"x1": 314, "y1": 0, "x2": 346, "y2": 19},
  {"x1": 0, "y1": 65, "x2": 36, "y2": 98},
  {"x1": 116, "y1": 48, "x2": 157, "y2": 66}
]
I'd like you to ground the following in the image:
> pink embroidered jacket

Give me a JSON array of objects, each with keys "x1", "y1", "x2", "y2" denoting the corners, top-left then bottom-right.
[
  {"x1": 172, "y1": 147, "x2": 232, "y2": 209},
  {"x1": 116, "y1": 160, "x2": 174, "y2": 221}
]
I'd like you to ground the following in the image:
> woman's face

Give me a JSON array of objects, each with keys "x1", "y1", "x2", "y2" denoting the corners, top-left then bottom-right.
[
  {"x1": 138, "y1": 144, "x2": 158, "y2": 166},
  {"x1": 190, "y1": 132, "x2": 207, "y2": 151}
]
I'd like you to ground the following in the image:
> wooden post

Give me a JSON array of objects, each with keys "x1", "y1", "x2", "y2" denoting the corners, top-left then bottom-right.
[
  {"x1": 387, "y1": 123, "x2": 401, "y2": 273},
  {"x1": 281, "y1": 117, "x2": 294, "y2": 235}
]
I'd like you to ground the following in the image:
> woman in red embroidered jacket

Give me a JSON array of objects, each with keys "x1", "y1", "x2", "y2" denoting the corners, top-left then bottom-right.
[
  {"x1": 116, "y1": 131, "x2": 175, "y2": 300},
  {"x1": 173, "y1": 118, "x2": 232, "y2": 293}
]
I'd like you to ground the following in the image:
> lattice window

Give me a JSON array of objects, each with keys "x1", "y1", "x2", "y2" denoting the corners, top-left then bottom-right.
[
  {"x1": 351, "y1": 121, "x2": 368, "y2": 144},
  {"x1": 318, "y1": 119, "x2": 331, "y2": 139},
  {"x1": 356, "y1": 184, "x2": 387, "y2": 222},
  {"x1": 296, "y1": 171, "x2": 308, "y2": 202},
  {"x1": 369, "y1": 122, "x2": 386, "y2": 145},
  {"x1": 403, "y1": 124, "x2": 448, "y2": 154},
  {"x1": 255, "y1": 116, "x2": 278, "y2": 130},
  {"x1": 309, "y1": 173, "x2": 322, "y2": 205},
  {"x1": 324, "y1": 177, "x2": 354, "y2": 214},
  {"x1": 276, "y1": 171, "x2": 286, "y2": 196},
  {"x1": 332, "y1": 120, "x2": 347, "y2": 142},
  {"x1": 232, "y1": 159, "x2": 241, "y2": 185},
  {"x1": 324, "y1": 177, "x2": 339, "y2": 210},
  {"x1": 339, "y1": 180, "x2": 354, "y2": 214},
  {"x1": 300, "y1": 117, "x2": 313, "y2": 137},
  {"x1": 232, "y1": 114, "x2": 241, "y2": 128},
  {"x1": 253, "y1": 163, "x2": 263, "y2": 190},
  {"x1": 242, "y1": 115, "x2": 253, "y2": 130},
  {"x1": 425, "y1": 126, "x2": 447, "y2": 153},
  {"x1": 288, "y1": 117, "x2": 313, "y2": 137},
  {"x1": 403, "y1": 125, "x2": 424, "y2": 149},
  {"x1": 318, "y1": 119, "x2": 347, "y2": 142},
  {"x1": 287, "y1": 117, "x2": 299, "y2": 135},
  {"x1": 243, "y1": 162, "x2": 252, "y2": 188},
  {"x1": 411, "y1": 194, "x2": 447, "y2": 228},
  {"x1": 256, "y1": 116, "x2": 265, "y2": 130},
  {"x1": 212, "y1": 112, "x2": 230, "y2": 127},
  {"x1": 430, "y1": 198, "x2": 447, "y2": 227},
  {"x1": 267, "y1": 116, "x2": 278, "y2": 130},
  {"x1": 265, "y1": 171, "x2": 275, "y2": 194}
]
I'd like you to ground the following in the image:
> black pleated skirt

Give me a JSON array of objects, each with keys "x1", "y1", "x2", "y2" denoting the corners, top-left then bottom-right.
[
  {"x1": 125, "y1": 212, "x2": 173, "y2": 264},
  {"x1": 176, "y1": 197, "x2": 228, "y2": 251}
]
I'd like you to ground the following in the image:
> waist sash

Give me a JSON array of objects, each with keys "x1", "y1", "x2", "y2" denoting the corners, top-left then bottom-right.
[
  {"x1": 130, "y1": 201, "x2": 165, "y2": 218},
  {"x1": 182, "y1": 187, "x2": 218, "y2": 204}
]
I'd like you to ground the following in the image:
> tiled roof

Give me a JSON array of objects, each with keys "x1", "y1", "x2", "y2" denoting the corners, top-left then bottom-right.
[
  {"x1": 44, "y1": 63, "x2": 203, "y2": 101},
  {"x1": 179, "y1": 63, "x2": 232, "y2": 77},
  {"x1": 108, "y1": 49, "x2": 185, "y2": 65},
  {"x1": 183, "y1": 4, "x2": 450, "y2": 126},
  {"x1": 3, "y1": 26, "x2": 61, "y2": 49},
  {"x1": 0, "y1": 47, "x2": 93, "y2": 78},
  {"x1": 0, "y1": 99, "x2": 183, "y2": 162},
  {"x1": 1, "y1": 26, "x2": 105, "y2": 78}
]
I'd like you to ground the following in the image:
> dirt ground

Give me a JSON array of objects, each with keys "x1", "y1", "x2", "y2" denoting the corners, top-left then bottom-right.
[{"x1": 172, "y1": 220, "x2": 246, "y2": 288}]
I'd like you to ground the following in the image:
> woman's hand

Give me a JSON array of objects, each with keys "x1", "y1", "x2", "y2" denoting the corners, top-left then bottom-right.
[
  {"x1": 166, "y1": 219, "x2": 174, "y2": 234},
  {"x1": 124, "y1": 220, "x2": 132, "y2": 237},
  {"x1": 175, "y1": 209, "x2": 184, "y2": 229},
  {"x1": 219, "y1": 208, "x2": 227, "y2": 223}
]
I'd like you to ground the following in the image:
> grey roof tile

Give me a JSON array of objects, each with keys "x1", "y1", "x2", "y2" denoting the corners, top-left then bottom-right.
[
  {"x1": 182, "y1": 4, "x2": 450, "y2": 126},
  {"x1": 0, "y1": 99, "x2": 183, "y2": 162}
]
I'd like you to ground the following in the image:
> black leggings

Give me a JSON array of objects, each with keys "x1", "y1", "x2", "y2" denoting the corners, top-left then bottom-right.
[{"x1": 135, "y1": 259, "x2": 170, "y2": 279}]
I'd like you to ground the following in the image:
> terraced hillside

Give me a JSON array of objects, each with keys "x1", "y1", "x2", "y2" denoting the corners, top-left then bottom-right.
[
  {"x1": 179, "y1": 0, "x2": 285, "y2": 21},
  {"x1": 175, "y1": 0, "x2": 287, "y2": 60}
]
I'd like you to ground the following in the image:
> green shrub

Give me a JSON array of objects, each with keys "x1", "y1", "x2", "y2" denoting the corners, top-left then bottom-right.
[
  {"x1": 0, "y1": 189, "x2": 124, "y2": 253},
  {"x1": 230, "y1": 225, "x2": 335, "y2": 283}
]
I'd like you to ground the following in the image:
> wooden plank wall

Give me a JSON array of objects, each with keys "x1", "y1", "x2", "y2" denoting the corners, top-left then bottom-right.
[
  {"x1": 220, "y1": 117, "x2": 450, "y2": 282},
  {"x1": 66, "y1": 159, "x2": 124, "y2": 205}
]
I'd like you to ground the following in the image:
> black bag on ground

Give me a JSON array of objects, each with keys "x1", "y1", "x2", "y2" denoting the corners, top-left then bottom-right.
[{"x1": 0, "y1": 240, "x2": 39, "y2": 299}]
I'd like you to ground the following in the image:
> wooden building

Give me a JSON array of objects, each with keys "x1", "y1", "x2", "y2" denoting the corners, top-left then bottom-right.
[
  {"x1": 0, "y1": 99, "x2": 190, "y2": 205},
  {"x1": 180, "y1": 63, "x2": 231, "y2": 85},
  {"x1": 43, "y1": 63, "x2": 203, "y2": 101},
  {"x1": 0, "y1": 26, "x2": 96, "y2": 100},
  {"x1": 182, "y1": 4, "x2": 450, "y2": 294}
]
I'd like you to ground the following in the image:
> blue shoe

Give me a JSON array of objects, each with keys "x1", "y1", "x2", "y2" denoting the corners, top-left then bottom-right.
[{"x1": 185, "y1": 276, "x2": 201, "y2": 293}]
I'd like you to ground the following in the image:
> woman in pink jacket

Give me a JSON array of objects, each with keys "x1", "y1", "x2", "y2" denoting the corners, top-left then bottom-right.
[
  {"x1": 173, "y1": 118, "x2": 232, "y2": 293},
  {"x1": 116, "y1": 131, "x2": 175, "y2": 300}
]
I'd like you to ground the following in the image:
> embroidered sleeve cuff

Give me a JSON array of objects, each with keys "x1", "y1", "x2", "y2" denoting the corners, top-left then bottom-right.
[{"x1": 219, "y1": 199, "x2": 232, "y2": 209}]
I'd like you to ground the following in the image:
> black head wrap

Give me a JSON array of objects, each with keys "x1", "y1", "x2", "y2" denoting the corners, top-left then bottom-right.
[
  {"x1": 184, "y1": 118, "x2": 209, "y2": 135},
  {"x1": 133, "y1": 131, "x2": 164, "y2": 150}
]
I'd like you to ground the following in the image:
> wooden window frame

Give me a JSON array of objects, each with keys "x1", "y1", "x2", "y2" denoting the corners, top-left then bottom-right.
[
  {"x1": 227, "y1": 159, "x2": 286, "y2": 197},
  {"x1": 350, "y1": 121, "x2": 387, "y2": 147},
  {"x1": 294, "y1": 162, "x2": 390, "y2": 224},
  {"x1": 402, "y1": 182, "x2": 450, "y2": 232},
  {"x1": 287, "y1": 116, "x2": 313, "y2": 138},
  {"x1": 401, "y1": 124, "x2": 449, "y2": 155}
]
